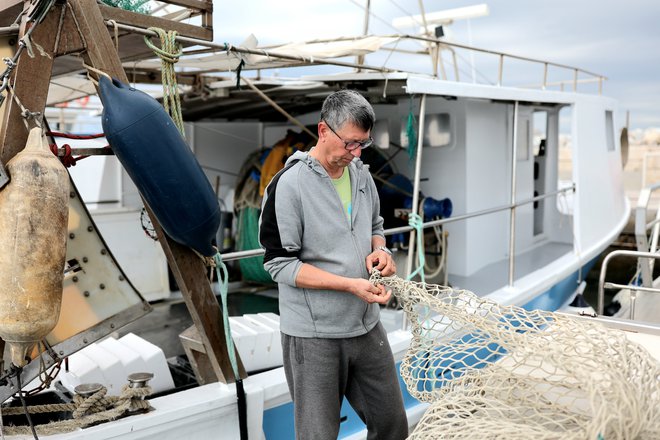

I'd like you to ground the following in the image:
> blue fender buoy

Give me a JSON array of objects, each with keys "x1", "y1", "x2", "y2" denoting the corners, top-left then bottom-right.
[{"x1": 99, "y1": 77, "x2": 219, "y2": 256}]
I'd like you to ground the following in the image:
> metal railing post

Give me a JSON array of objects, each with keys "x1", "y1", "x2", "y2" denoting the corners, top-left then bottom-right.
[
  {"x1": 402, "y1": 94, "x2": 428, "y2": 330},
  {"x1": 405, "y1": 94, "x2": 428, "y2": 284},
  {"x1": 598, "y1": 250, "x2": 660, "y2": 317},
  {"x1": 437, "y1": 44, "x2": 447, "y2": 80},
  {"x1": 508, "y1": 101, "x2": 519, "y2": 286},
  {"x1": 451, "y1": 50, "x2": 460, "y2": 82}
]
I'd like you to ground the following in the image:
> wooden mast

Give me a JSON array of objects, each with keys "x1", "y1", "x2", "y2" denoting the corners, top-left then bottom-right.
[{"x1": 0, "y1": 0, "x2": 245, "y2": 384}]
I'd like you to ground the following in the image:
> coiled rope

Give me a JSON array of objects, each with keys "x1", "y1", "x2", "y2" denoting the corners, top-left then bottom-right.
[
  {"x1": 407, "y1": 212, "x2": 426, "y2": 283},
  {"x1": 144, "y1": 27, "x2": 185, "y2": 136},
  {"x1": 0, "y1": 385, "x2": 150, "y2": 436}
]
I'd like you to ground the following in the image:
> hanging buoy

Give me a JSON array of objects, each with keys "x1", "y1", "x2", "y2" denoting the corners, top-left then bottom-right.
[
  {"x1": 99, "y1": 77, "x2": 220, "y2": 256},
  {"x1": 0, "y1": 127, "x2": 69, "y2": 367}
]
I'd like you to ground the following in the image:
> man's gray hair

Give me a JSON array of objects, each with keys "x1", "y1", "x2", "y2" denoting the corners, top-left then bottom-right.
[{"x1": 321, "y1": 90, "x2": 375, "y2": 132}]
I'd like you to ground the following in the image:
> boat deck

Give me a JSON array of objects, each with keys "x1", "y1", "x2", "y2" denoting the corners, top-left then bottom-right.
[{"x1": 448, "y1": 241, "x2": 573, "y2": 296}]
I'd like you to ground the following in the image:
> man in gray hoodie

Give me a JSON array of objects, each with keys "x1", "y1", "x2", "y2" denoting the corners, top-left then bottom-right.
[{"x1": 259, "y1": 90, "x2": 408, "y2": 439}]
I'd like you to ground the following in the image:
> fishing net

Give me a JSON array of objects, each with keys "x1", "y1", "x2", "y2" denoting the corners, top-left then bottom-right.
[{"x1": 370, "y1": 272, "x2": 660, "y2": 440}]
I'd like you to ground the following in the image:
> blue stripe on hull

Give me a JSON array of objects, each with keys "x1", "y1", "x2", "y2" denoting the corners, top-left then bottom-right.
[
  {"x1": 263, "y1": 258, "x2": 597, "y2": 438},
  {"x1": 522, "y1": 257, "x2": 597, "y2": 311}
]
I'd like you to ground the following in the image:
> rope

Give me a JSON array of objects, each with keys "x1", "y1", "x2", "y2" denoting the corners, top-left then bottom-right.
[
  {"x1": 0, "y1": 385, "x2": 151, "y2": 436},
  {"x1": 406, "y1": 97, "x2": 418, "y2": 162},
  {"x1": 6, "y1": 83, "x2": 42, "y2": 129},
  {"x1": 23, "y1": 341, "x2": 62, "y2": 397},
  {"x1": 45, "y1": 131, "x2": 108, "y2": 167},
  {"x1": 108, "y1": 19, "x2": 119, "y2": 54},
  {"x1": 407, "y1": 212, "x2": 425, "y2": 283},
  {"x1": 212, "y1": 252, "x2": 248, "y2": 440},
  {"x1": 46, "y1": 131, "x2": 105, "y2": 139},
  {"x1": 15, "y1": 371, "x2": 38, "y2": 439},
  {"x1": 213, "y1": 253, "x2": 240, "y2": 380},
  {"x1": 49, "y1": 143, "x2": 79, "y2": 167},
  {"x1": 81, "y1": 61, "x2": 112, "y2": 87},
  {"x1": 143, "y1": 27, "x2": 185, "y2": 137}
]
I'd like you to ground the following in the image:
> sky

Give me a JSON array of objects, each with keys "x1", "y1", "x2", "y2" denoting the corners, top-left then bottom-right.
[{"x1": 213, "y1": 0, "x2": 660, "y2": 130}]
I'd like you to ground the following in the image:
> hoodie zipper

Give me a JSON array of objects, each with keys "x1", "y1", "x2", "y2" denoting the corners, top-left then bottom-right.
[
  {"x1": 312, "y1": 155, "x2": 372, "y2": 332},
  {"x1": 348, "y1": 167, "x2": 371, "y2": 331}
]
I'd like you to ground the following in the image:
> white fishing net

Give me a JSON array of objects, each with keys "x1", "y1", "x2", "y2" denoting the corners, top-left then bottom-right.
[{"x1": 371, "y1": 272, "x2": 660, "y2": 440}]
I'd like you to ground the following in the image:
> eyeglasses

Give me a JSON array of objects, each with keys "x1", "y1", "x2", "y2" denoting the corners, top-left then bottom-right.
[{"x1": 323, "y1": 120, "x2": 373, "y2": 151}]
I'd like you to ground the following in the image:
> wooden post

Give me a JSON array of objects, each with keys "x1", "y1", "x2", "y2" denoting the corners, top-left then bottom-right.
[
  {"x1": 0, "y1": 0, "x2": 245, "y2": 383},
  {"x1": 0, "y1": 2, "x2": 60, "y2": 163},
  {"x1": 67, "y1": 0, "x2": 245, "y2": 383}
]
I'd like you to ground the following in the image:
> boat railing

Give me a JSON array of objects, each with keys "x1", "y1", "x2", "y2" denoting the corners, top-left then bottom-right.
[
  {"x1": 401, "y1": 34, "x2": 606, "y2": 94},
  {"x1": 220, "y1": 185, "x2": 576, "y2": 285},
  {"x1": 633, "y1": 182, "x2": 660, "y2": 286},
  {"x1": 597, "y1": 250, "x2": 660, "y2": 318},
  {"x1": 36, "y1": 23, "x2": 606, "y2": 97},
  {"x1": 255, "y1": 33, "x2": 606, "y2": 94},
  {"x1": 557, "y1": 310, "x2": 660, "y2": 336}
]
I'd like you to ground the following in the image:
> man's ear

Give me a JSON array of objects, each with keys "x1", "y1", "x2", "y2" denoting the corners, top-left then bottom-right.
[{"x1": 317, "y1": 121, "x2": 327, "y2": 141}]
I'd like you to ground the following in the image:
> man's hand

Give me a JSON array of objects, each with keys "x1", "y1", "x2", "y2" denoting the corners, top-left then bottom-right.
[
  {"x1": 348, "y1": 278, "x2": 392, "y2": 304},
  {"x1": 366, "y1": 249, "x2": 396, "y2": 277}
]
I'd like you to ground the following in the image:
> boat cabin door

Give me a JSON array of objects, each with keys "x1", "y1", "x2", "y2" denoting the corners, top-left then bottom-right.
[
  {"x1": 513, "y1": 105, "x2": 552, "y2": 250},
  {"x1": 513, "y1": 105, "x2": 535, "y2": 251}
]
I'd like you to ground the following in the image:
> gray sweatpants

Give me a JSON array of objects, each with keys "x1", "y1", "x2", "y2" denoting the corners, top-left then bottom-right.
[{"x1": 282, "y1": 322, "x2": 409, "y2": 440}]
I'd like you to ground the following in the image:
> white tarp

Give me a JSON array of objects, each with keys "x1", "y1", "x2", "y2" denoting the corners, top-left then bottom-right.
[{"x1": 125, "y1": 35, "x2": 401, "y2": 72}]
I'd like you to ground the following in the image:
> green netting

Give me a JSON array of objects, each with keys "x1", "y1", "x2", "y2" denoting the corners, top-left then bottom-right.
[
  {"x1": 101, "y1": 0, "x2": 150, "y2": 14},
  {"x1": 236, "y1": 207, "x2": 273, "y2": 284}
]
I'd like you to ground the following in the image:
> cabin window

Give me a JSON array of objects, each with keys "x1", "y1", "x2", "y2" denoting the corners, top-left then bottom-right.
[
  {"x1": 400, "y1": 113, "x2": 451, "y2": 148},
  {"x1": 533, "y1": 111, "x2": 548, "y2": 158},
  {"x1": 533, "y1": 110, "x2": 548, "y2": 236},
  {"x1": 605, "y1": 110, "x2": 615, "y2": 151}
]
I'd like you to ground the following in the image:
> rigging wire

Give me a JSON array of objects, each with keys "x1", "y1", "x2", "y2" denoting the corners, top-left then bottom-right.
[
  {"x1": 345, "y1": 0, "x2": 494, "y2": 84},
  {"x1": 15, "y1": 369, "x2": 38, "y2": 440}
]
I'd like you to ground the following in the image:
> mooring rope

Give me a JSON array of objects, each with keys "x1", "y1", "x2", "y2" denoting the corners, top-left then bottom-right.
[
  {"x1": 0, "y1": 385, "x2": 151, "y2": 436},
  {"x1": 212, "y1": 252, "x2": 249, "y2": 440}
]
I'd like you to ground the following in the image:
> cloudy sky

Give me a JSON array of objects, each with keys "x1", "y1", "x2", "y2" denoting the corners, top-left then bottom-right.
[{"x1": 214, "y1": 0, "x2": 659, "y2": 129}]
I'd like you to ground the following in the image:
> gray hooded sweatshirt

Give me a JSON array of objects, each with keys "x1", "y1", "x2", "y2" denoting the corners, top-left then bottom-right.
[{"x1": 259, "y1": 149, "x2": 384, "y2": 338}]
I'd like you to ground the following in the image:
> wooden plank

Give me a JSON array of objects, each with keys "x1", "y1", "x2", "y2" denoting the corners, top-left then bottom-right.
[
  {"x1": 67, "y1": 0, "x2": 245, "y2": 383},
  {"x1": 0, "y1": 35, "x2": 17, "y2": 140},
  {"x1": 99, "y1": 3, "x2": 212, "y2": 41},
  {"x1": 0, "y1": 339, "x2": 4, "y2": 372},
  {"x1": 160, "y1": 0, "x2": 212, "y2": 14},
  {"x1": 0, "y1": 2, "x2": 60, "y2": 164},
  {"x1": 180, "y1": 324, "x2": 217, "y2": 385},
  {"x1": 154, "y1": 232, "x2": 246, "y2": 383}
]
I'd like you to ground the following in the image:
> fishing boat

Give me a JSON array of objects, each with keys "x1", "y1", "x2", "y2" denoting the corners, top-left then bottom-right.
[{"x1": 0, "y1": 1, "x2": 655, "y2": 439}]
